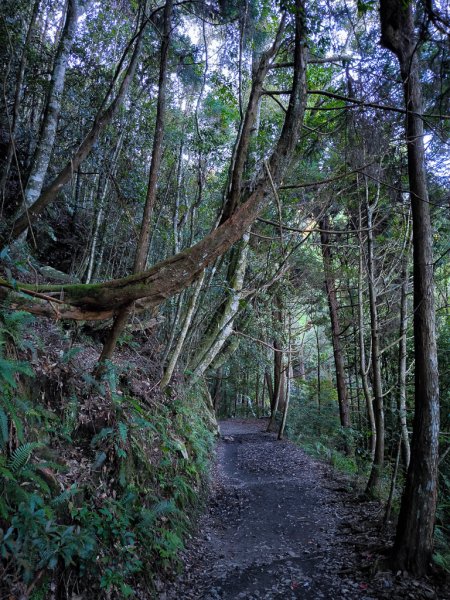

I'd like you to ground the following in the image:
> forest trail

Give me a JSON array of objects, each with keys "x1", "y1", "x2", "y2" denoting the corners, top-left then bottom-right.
[
  {"x1": 163, "y1": 419, "x2": 368, "y2": 600},
  {"x1": 162, "y1": 420, "x2": 448, "y2": 600}
]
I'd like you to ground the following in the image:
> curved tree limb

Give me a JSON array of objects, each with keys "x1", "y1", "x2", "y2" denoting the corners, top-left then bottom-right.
[{"x1": 0, "y1": 0, "x2": 308, "y2": 321}]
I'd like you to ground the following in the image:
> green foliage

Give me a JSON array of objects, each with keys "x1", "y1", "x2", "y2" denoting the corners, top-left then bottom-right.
[
  {"x1": 1, "y1": 494, "x2": 95, "y2": 583},
  {"x1": 286, "y1": 380, "x2": 340, "y2": 441},
  {"x1": 283, "y1": 381, "x2": 364, "y2": 479},
  {"x1": 8, "y1": 442, "x2": 43, "y2": 472},
  {"x1": 0, "y1": 309, "x2": 216, "y2": 598}
]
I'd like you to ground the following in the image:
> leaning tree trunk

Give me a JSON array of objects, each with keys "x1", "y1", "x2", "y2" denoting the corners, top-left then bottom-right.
[
  {"x1": 189, "y1": 233, "x2": 250, "y2": 379},
  {"x1": 160, "y1": 271, "x2": 205, "y2": 389},
  {"x1": 380, "y1": 0, "x2": 440, "y2": 575},
  {"x1": 6, "y1": 11, "x2": 146, "y2": 246},
  {"x1": 22, "y1": 0, "x2": 78, "y2": 216},
  {"x1": 319, "y1": 215, "x2": 351, "y2": 431}
]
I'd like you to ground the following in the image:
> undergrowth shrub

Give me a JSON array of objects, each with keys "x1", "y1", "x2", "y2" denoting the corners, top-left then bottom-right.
[
  {"x1": 285, "y1": 380, "x2": 368, "y2": 481},
  {"x1": 0, "y1": 311, "x2": 216, "y2": 598}
]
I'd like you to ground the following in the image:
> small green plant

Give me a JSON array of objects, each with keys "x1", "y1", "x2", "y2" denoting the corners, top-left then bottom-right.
[{"x1": 0, "y1": 309, "x2": 217, "y2": 598}]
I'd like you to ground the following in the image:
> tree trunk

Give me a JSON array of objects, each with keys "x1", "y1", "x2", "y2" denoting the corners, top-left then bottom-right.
[
  {"x1": 133, "y1": 0, "x2": 173, "y2": 273},
  {"x1": 85, "y1": 134, "x2": 124, "y2": 284},
  {"x1": 23, "y1": 0, "x2": 78, "y2": 213},
  {"x1": 7, "y1": 12, "x2": 145, "y2": 244},
  {"x1": 265, "y1": 367, "x2": 274, "y2": 411},
  {"x1": 380, "y1": 0, "x2": 440, "y2": 575},
  {"x1": 278, "y1": 313, "x2": 292, "y2": 440},
  {"x1": 267, "y1": 295, "x2": 284, "y2": 432},
  {"x1": 319, "y1": 215, "x2": 351, "y2": 431},
  {"x1": 365, "y1": 199, "x2": 385, "y2": 496},
  {"x1": 398, "y1": 218, "x2": 412, "y2": 468},
  {"x1": 189, "y1": 233, "x2": 250, "y2": 378},
  {"x1": 161, "y1": 271, "x2": 205, "y2": 389},
  {"x1": 314, "y1": 325, "x2": 321, "y2": 416},
  {"x1": 358, "y1": 209, "x2": 376, "y2": 461},
  {"x1": 219, "y1": 15, "x2": 286, "y2": 224},
  {"x1": 160, "y1": 134, "x2": 188, "y2": 366},
  {"x1": 96, "y1": 0, "x2": 173, "y2": 370}
]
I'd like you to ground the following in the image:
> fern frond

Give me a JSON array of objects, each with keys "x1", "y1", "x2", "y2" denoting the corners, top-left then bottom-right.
[
  {"x1": 51, "y1": 484, "x2": 78, "y2": 506},
  {"x1": 8, "y1": 442, "x2": 43, "y2": 473},
  {"x1": 1, "y1": 396, "x2": 24, "y2": 442},
  {"x1": 117, "y1": 421, "x2": 128, "y2": 445},
  {"x1": 90, "y1": 427, "x2": 114, "y2": 447},
  {"x1": 20, "y1": 468, "x2": 52, "y2": 496}
]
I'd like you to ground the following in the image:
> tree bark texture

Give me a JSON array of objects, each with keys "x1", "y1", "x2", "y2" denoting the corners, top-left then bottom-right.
[
  {"x1": 23, "y1": 0, "x2": 78, "y2": 211},
  {"x1": 380, "y1": 0, "x2": 440, "y2": 575}
]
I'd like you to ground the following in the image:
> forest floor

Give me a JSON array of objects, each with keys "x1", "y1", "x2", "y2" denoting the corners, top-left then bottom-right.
[{"x1": 161, "y1": 419, "x2": 449, "y2": 600}]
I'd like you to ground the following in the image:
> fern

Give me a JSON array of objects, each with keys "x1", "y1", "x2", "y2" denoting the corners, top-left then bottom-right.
[
  {"x1": 90, "y1": 427, "x2": 114, "y2": 447},
  {"x1": 62, "y1": 346, "x2": 82, "y2": 364},
  {"x1": 0, "y1": 357, "x2": 34, "y2": 388},
  {"x1": 0, "y1": 311, "x2": 34, "y2": 347},
  {"x1": 51, "y1": 484, "x2": 78, "y2": 507},
  {"x1": 20, "y1": 469, "x2": 52, "y2": 496},
  {"x1": 117, "y1": 421, "x2": 128, "y2": 445},
  {"x1": 139, "y1": 500, "x2": 177, "y2": 530},
  {"x1": 2, "y1": 395, "x2": 24, "y2": 441},
  {"x1": 8, "y1": 442, "x2": 43, "y2": 473}
]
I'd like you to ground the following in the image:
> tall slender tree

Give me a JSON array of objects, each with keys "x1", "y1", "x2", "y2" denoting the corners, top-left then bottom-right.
[{"x1": 379, "y1": 0, "x2": 440, "y2": 575}]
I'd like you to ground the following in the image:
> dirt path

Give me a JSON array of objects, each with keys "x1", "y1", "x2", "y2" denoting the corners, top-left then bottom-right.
[{"x1": 162, "y1": 419, "x2": 447, "y2": 600}]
